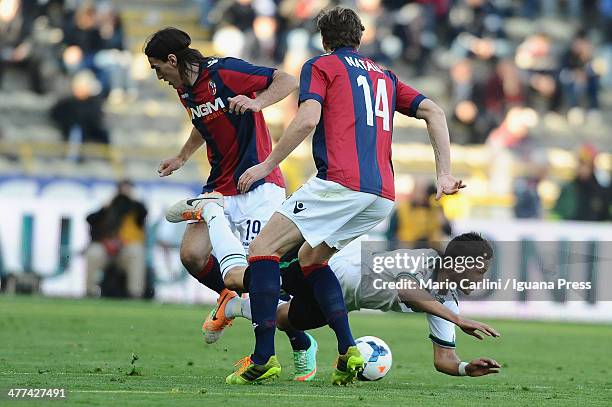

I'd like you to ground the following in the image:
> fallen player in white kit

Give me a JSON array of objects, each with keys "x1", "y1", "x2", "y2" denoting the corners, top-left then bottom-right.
[{"x1": 229, "y1": 232, "x2": 501, "y2": 378}]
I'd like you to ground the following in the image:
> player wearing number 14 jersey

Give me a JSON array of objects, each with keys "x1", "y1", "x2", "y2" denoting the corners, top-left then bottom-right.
[{"x1": 228, "y1": 6, "x2": 465, "y2": 385}]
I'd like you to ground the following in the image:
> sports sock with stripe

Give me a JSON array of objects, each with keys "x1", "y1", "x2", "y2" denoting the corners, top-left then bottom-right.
[
  {"x1": 193, "y1": 256, "x2": 225, "y2": 294},
  {"x1": 303, "y1": 264, "x2": 355, "y2": 355},
  {"x1": 248, "y1": 256, "x2": 280, "y2": 365},
  {"x1": 201, "y1": 203, "x2": 248, "y2": 278}
]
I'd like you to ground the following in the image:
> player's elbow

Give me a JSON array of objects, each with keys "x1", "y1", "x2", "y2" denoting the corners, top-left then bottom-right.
[
  {"x1": 433, "y1": 360, "x2": 445, "y2": 373},
  {"x1": 274, "y1": 70, "x2": 298, "y2": 93},
  {"x1": 288, "y1": 74, "x2": 299, "y2": 93},
  {"x1": 299, "y1": 116, "x2": 319, "y2": 132},
  {"x1": 418, "y1": 100, "x2": 446, "y2": 123}
]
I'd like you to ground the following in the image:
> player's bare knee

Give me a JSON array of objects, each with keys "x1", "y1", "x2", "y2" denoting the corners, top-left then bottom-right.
[
  {"x1": 248, "y1": 237, "x2": 276, "y2": 258},
  {"x1": 297, "y1": 244, "x2": 333, "y2": 268}
]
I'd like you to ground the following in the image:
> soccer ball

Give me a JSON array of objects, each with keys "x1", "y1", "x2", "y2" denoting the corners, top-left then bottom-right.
[{"x1": 355, "y1": 336, "x2": 392, "y2": 381}]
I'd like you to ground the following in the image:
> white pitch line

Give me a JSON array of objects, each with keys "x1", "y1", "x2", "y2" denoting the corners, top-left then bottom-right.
[
  {"x1": 71, "y1": 390, "x2": 359, "y2": 399},
  {"x1": 0, "y1": 372, "x2": 220, "y2": 380}
]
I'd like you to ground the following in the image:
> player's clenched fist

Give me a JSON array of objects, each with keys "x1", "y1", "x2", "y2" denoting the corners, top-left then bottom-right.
[
  {"x1": 158, "y1": 156, "x2": 185, "y2": 177},
  {"x1": 436, "y1": 173, "x2": 466, "y2": 200},
  {"x1": 228, "y1": 95, "x2": 262, "y2": 114}
]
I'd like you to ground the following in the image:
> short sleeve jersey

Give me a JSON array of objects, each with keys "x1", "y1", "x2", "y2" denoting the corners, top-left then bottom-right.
[
  {"x1": 299, "y1": 47, "x2": 426, "y2": 200},
  {"x1": 177, "y1": 57, "x2": 285, "y2": 195}
]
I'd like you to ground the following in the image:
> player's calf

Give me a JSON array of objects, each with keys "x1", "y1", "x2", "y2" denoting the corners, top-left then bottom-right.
[{"x1": 223, "y1": 267, "x2": 245, "y2": 291}]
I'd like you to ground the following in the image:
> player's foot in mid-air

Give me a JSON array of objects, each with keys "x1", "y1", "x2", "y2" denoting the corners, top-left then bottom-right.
[
  {"x1": 293, "y1": 333, "x2": 318, "y2": 381},
  {"x1": 331, "y1": 346, "x2": 364, "y2": 385},
  {"x1": 165, "y1": 192, "x2": 224, "y2": 223},
  {"x1": 202, "y1": 288, "x2": 237, "y2": 344},
  {"x1": 225, "y1": 355, "x2": 281, "y2": 384}
]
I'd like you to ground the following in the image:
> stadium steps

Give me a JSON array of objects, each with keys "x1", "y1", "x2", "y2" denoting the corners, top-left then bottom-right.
[{"x1": 115, "y1": 0, "x2": 210, "y2": 52}]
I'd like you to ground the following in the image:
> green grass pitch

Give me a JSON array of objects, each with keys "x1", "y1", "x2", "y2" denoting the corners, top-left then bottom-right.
[{"x1": 1, "y1": 296, "x2": 611, "y2": 406}]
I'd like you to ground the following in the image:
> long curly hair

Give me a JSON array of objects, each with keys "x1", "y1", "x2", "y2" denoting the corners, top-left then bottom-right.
[{"x1": 143, "y1": 27, "x2": 209, "y2": 83}]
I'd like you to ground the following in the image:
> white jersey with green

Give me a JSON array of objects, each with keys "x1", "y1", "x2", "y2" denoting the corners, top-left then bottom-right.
[{"x1": 328, "y1": 239, "x2": 459, "y2": 348}]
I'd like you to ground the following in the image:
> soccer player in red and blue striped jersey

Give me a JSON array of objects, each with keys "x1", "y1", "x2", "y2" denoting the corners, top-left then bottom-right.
[
  {"x1": 232, "y1": 7, "x2": 465, "y2": 385},
  {"x1": 145, "y1": 28, "x2": 297, "y2": 345}
]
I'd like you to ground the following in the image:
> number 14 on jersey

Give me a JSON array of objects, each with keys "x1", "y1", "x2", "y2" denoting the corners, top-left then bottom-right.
[{"x1": 356, "y1": 75, "x2": 390, "y2": 131}]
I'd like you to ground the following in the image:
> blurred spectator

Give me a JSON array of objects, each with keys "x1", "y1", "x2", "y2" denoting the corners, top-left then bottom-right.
[
  {"x1": 448, "y1": 58, "x2": 491, "y2": 144},
  {"x1": 85, "y1": 180, "x2": 148, "y2": 298},
  {"x1": 487, "y1": 107, "x2": 545, "y2": 203},
  {"x1": 484, "y1": 59, "x2": 525, "y2": 121},
  {"x1": 553, "y1": 145, "x2": 609, "y2": 221},
  {"x1": 386, "y1": 180, "x2": 451, "y2": 250},
  {"x1": 0, "y1": 0, "x2": 62, "y2": 94},
  {"x1": 559, "y1": 30, "x2": 600, "y2": 116},
  {"x1": 601, "y1": 0, "x2": 612, "y2": 87},
  {"x1": 515, "y1": 32, "x2": 562, "y2": 112},
  {"x1": 45, "y1": 1, "x2": 133, "y2": 100},
  {"x1": 449, "y1": 0, "x2": 511, "y2": 61},
  {"x1": 50, "y1": 70, "x2": 109, "y2": 160},
  {"x1": 62, "y1": 2, "x2": 104, "y2": 69},
  {"x1": 94, "y1": 1, "x2": 134, "y2": 101}
]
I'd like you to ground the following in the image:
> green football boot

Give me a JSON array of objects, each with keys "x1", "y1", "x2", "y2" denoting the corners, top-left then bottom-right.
[
  {"x1": 225, "y1": 355, "x2": 281, "y2": 385},
  {"x1": 293, "y1": 333, "x2": 318, "y2": 382},
  {"x1": 331, "y1": 346, "x2": 364, "y2": 385}
]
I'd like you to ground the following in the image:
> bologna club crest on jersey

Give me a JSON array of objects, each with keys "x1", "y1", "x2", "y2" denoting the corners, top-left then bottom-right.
[{"x1": 208, "y1": 80, "x2": 217, "y2": 96}]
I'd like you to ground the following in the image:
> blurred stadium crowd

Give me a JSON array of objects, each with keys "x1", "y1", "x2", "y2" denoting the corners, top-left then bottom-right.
[{"x1": 0, "y1": 0, "x2": 610, "y2": 223}]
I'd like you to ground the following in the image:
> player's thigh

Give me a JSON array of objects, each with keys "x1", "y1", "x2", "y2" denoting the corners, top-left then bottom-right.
[
  {"x1": 248, "y1": 212, "x2": 304, "y2": 258},
  {"x1": 326, "y1": 196, "x2": 395, "y2": 249},
  {"x1": 277, "y1": 178, "x2": 375, "y2": 249},
  {"x1": 180, "y1": 222, "x2": 213, "y2": 265},
  {"x1": 230, "y1": 183, "x2": 285, "y2": 250}
]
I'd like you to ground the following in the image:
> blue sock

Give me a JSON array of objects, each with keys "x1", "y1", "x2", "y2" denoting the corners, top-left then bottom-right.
[
  {"x1": 284, "y1": 328, "x2": 311, "y2": 351},
  {"x1": 303, "y1": 264, "x2": 355, "y2": 355},
  {"x1": 194, "y1": 256, "x2": 225, "y2": 294},
  {"x1": 248, "y1": 257, "x2": 280, "y2": 365}
]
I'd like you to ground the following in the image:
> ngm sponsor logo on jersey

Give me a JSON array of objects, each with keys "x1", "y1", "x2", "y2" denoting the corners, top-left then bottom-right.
[
  {"x1": 189, "y1": 97, "x2": 226, "y2": 122},
  {"x1": 344, "y1": 56, "x2": 384, "y2": 73}
]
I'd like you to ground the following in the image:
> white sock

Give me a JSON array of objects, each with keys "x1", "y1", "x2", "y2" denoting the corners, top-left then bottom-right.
[
  {"x1": 225, "y1": 297, "x2": 251, "y2": 320},
  {"x1": 224, "y1": 296, "x2": 243, "y2": 318},
  {"x1": 202, "y1": 204, "x2": 248, "y2": 277}
]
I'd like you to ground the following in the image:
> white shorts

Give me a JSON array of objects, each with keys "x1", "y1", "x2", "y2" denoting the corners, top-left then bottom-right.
[
  {"x1": 188, "y1": 183, "x2": 285, "y2": 250},
  {"x1": 277, "y1": 177, "x2": 394, "y2": 250}
]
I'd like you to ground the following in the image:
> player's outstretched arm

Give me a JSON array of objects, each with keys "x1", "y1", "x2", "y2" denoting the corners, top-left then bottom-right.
[
  {"x1": 415, "y1": 99, "x2": 466, "y2": 200},
  {"x1": 237, "y1": 99, "x2": 321, "y2": 192},
  {"x1": 398, "y1": 283, "x2": 500, "y2": 340},
  {"x1": 228, "y1": 70, "x2": 298, "y2": 114},
  {"x1": 158, "y1": 127, "x2": 204, "y2": 177},
  {"x1": 433, "y1": 344, "x2": 501, "y2": 377}
]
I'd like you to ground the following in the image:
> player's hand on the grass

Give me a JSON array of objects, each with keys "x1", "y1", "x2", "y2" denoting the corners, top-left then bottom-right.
[
  {"x1": 237, "y1": 162, "x2": 273, "y2": 193},
  {"x1": 436, "y1": 173, "x2": 466, "y2": 200},
  {"x1": 158, "y1": 157, "x2": 184, "y2": 177},
  {"x1": 228, "y1": 95, "x2": 262, "y2": 114},
  {"x1": 466, "y1": 357, "x2": 501, "y2": 377},
  {"x1": 458, "y1": 317, "x2": 500, "y2": 340}
]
